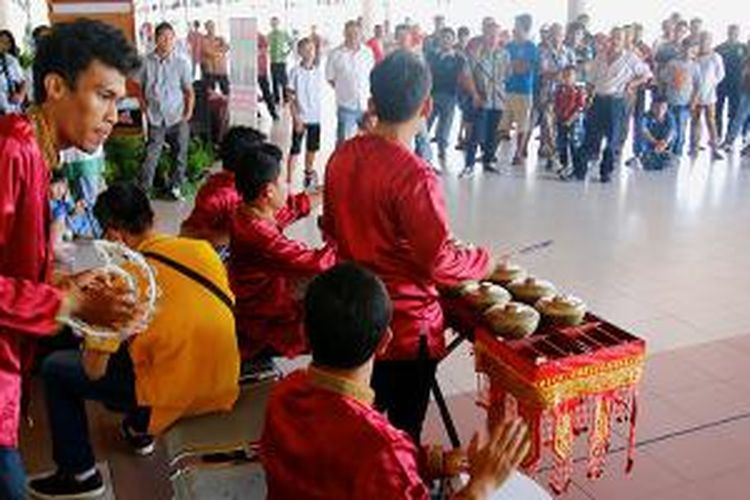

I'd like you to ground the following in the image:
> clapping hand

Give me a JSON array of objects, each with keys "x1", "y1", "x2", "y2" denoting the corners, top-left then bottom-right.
[{"x1": 459, "y1": 418, "x2": 531, "y2": 499}]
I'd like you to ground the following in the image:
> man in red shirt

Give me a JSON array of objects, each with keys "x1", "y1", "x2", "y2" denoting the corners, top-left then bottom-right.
[
  {"x1": 229, "y1": 142, "x2": 336, "y2": 364},
  {"x1": 261, "y1": 263, "x2": 536, "y2": 499},
  {"x1": 0, "y1": 20, "x2": 140, "y2": 499},
  {"x1": 322, "y1": 50, "x2": 494, "y2": 445},
  {"x1": 180, "y1": 126, "x2": 265, "y2": 251},
  {"x1": 367, "y1": 24, "x2": 386, "y2": 64}
]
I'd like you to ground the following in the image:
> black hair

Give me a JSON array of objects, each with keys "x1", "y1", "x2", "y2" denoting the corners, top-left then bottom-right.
[
  {"x1": 32, "y1": 25, "x2": 51, "y2": 44},
  {"x1": 51, "y1": 169, "x2": 68, "y2": 183},
  {"x1": 297, "y1": 37, "x2": 314, "y2": 52},
  {"x1": 440, "y1": 27, "x2": 456, "y2": 38},
  {"x1": 458, "y1": 26, "x2": 470, "y2": 37},
  {"x1": 305, "y1": 263, "x2": 392, "y2": 370},
  {"x1": 155, "y1": 22, "x2": 174, "y2": 38},
  {"x1": 652, "y1": 94, "x2": 668, "y2": 105},
  {"x1": 395, "y1": 23, "x2": 410, "y2": 36},
  {"x1": 234, "y1": 142, "x2": 283, "y2": 202},
  {"x1": 93, "y1": 182, "x2": 154, "y2": 235},
  {"x1": 515, "y1": 14, "x2": 533, "y2": 33},
  {"x1": 220, "y1": 126, "x2": 266, "y2": 173},
  {"x1": 33, "y1": 19, "x2": 140, "y2": 104},
  {"x1": 562, "y1": 64, "x2": 577, "y2": 73},
  {"x1": 0, "y1": 30, "x2": 19, "y2": 58},
  {"x1": 370, "y1": 50, "x2": 432, "y2": 124}
]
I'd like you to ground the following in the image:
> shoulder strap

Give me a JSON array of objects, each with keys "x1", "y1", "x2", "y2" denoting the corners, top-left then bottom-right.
[{"x1": 142, "y1": 250, "x2": 234, "y2": 313}]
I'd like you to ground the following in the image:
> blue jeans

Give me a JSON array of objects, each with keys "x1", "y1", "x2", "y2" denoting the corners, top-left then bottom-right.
[
  {"x1": 465, "y1": 108, "x2": 503, "y2": 169},
  {"x1": 556, "y1": 118, "x2": 585, "y2": 171},
  {"x1": 725, "y1": 93, "x2": 750, "y2": 146},
  {"x1": 41, "y1": 349, "x2": 149, "y2": 475},
  {"x1": 414, "y1": 121, "x2": 433, "y2": 163},
  {"x1": 632, "y1": 87, "x2": 648, "y2": 156},
  {"x1": 428, "y1": 92, "x2": 458, "y2": 156},
  {"x1": 581, "y1": 95, "x2": 627, "y2": 179},
  {"x1": 670, "y1": 105, "x2": 691, "y2": 156},
  {"x1": 336, "y1": 106, "x2": 363, "y2": 145},
  {"x1": 0, "y1": 447, "x2": 25, "y2": 500}
]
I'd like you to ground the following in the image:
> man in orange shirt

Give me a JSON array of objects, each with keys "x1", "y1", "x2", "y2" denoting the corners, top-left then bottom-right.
[
  {"x1": 201, "y1": 20, "x2": 230, "y2": 95},
  {"x1": 29, "y1": 183, "x2": 240, "y2": 499}
]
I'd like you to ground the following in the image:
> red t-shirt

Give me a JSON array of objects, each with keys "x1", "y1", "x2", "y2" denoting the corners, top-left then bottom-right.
[
  {"x1": 322, "y1": 135, "x2": 491, "y2": 361},
  {"x1": 229, "y1": 194, "x2": 336, "y2": 359},
  {"x1": 261, "y1": 369, "x2": 430, "y2": 500},
  {"x1": 367, "y1": 37, "x2": 385, "y2": 64}
]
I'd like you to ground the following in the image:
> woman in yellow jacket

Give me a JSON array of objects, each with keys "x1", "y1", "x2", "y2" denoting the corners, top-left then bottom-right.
[{"x1": 29, "y1": 183, "x2": 240, "y2": 499}]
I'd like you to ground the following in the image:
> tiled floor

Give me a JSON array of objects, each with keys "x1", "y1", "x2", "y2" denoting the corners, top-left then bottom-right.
[{"x1": 21, "y1": 97, "x2": 750, "y2": 498}]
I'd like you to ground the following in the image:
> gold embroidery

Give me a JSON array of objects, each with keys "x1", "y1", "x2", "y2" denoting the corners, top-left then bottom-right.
[
  {"x1": 27, "y1": 106, "x2": 59, "y2": 170},
  {"x1": 475, "y1": 343, "x2": 645, "y2": 409}
]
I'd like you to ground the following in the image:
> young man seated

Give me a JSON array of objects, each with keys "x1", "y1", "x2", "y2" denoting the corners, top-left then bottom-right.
[
  {"x1": 229, "y1": 142, "x2": 336, "y2": 365},
  {"x1": 638, "y1": 96, "x2": 677, "y2": 170},
  {"x1": 180, "y1": 126, "x2": 266, "y2": 252},
  {"x1": 28, "y1": 183, "x2": 240, "y2": 499},
  {"x1": 261, "y1": 263, "x2": 550, "y2": 499},
  {"x1": 322, "y1": 50, "x2": 494, "y2": 445}
]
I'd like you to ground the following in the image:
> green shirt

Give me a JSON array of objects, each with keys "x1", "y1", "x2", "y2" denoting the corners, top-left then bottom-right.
[{"x1": 268, "y1": 29, "x2": 292, "y2": 64}]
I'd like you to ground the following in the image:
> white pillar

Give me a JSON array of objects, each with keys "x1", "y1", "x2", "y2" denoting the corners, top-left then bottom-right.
[
  {"x1": 567, "y1": 0, "x2": 588, "y2": 24},
  {"x1": 361, "y1": 0, "x2": 381, "y2": 38},
  {"x1": 0, "y1": 1, "x2": 10, "y2": 32}
]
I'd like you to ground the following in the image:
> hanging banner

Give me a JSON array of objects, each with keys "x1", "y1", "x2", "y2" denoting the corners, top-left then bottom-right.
[{"x1": 229, "y1": 17, "x2": 258, "y2": 128}]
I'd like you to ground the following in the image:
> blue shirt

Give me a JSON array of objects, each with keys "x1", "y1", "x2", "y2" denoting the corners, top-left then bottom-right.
[
  {"x1": 505, "y1": 40, "x2": 539, "y2": 95},
  {"x1": 141, "y1": 50, "x2": 193, "y2": 127},
  {"x1": 640, "y1": 111, "x2": 676, "y2": 148}
]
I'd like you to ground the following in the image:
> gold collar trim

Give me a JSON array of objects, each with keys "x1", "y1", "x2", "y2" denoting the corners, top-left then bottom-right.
[{"x1": 308, "y1": 367, "x2": 375, "y2": 406}]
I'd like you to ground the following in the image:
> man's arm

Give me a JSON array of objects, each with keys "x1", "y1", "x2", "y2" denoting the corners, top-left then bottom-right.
[
  {"x1": 181, "y1": 59, "x2": 195, "y2": 121},
  {"x1": 396, "y1": 171, "x2": 492, "y2": 287}
]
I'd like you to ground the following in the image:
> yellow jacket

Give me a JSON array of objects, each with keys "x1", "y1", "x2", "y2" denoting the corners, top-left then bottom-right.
[{"x1": 130, "y1": 234, "x2": 240, "y2": 434}]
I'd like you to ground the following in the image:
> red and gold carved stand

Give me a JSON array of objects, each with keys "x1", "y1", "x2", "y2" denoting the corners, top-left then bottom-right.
[{"x1": 473, "y1": 316, "x2": 646, "y2": 494}]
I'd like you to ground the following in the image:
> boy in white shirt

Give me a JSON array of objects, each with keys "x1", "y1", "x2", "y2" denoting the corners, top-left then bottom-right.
[
  {"x1": 691, "y1": 31, "x2": 725, "y2": 160},
  {"x1": 287, "y1": 37, "x2": 323, "y2": 189}
]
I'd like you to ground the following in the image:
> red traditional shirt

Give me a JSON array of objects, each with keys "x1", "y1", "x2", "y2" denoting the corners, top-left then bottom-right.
[
  {"x1": 554, "y1": 84, "x2": 588, "y2": 123},
  {"x1": 260, "y1": 368, "x2": 430, "y2": 500},
  {"x1": 181, "y1": 170, "x2": 240, "y2": 245},
  {"x1": 229, "y1": 194, "x2": 336, "y2": 360},
  {"x1": 0, "y1": 114, "x2": 62, "y2": 447},
  {"x1": 367, "y1": 37, "x2": 385, "y2": 64},
  {"x1": 322, "y1": 135, "x2": 491, "y2": 361}
]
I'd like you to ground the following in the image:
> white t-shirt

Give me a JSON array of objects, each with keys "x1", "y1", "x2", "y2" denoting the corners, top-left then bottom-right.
[
  {"x1": 695, "y1": 52, "x2": 726, "y2": 105},
  {"x1": 288, "y1": 63, "x2": 323, "y2": 124},
  {"x1": 0, "y1": 54, "x2": 25, "y2": 114},
  {"x1": 325, "y1": 44, "x2": 374, "y2": 110},
  {"x1": 591, "y1": 50, "x2": 652, "y2": 97}
]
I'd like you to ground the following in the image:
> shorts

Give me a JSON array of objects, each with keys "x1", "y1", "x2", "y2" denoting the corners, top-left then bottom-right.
[
  {"x1": 290, "y1": 123, "x2": 321, "y2": 155},
  {"x1": 499, "y1": 93, "x2": 533, "y2": 133}
]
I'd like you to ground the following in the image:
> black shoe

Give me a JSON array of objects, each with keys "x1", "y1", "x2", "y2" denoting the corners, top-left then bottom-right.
[
  {"x1": 483, "y1": 163, "x2": 501, "y2": 174},
  {"x1": 303, "y1": 170, "x2": 319, "y2": 191},
  {"x1": 600, "y1": 174, "x2": 612, "y2": 183},
  {"x1": 28, "y1": 470, "x2": 105, "y2": 499},
  {"x1": 459, "y1": 166, "x2": 474, "y2": 178},
  {"x1": 121, "y1": 418, "x2": 155, "y2": 456}
]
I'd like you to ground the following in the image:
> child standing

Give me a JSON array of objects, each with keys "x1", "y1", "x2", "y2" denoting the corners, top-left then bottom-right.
[
  {"x1": 639, "y1": 96, "x2": 677, "y2": 170},
  {"x1": 287, "y1": 37, "x2": 323, "y2": 190},
  {"x1": 692, "y1": 31, "x2": 725, "y2": 160},
  {"x1": 554, "y1": 65, "x2": 587, "y2": 180}
]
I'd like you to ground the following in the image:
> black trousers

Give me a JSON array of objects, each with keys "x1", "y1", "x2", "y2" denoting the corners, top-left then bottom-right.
[
  {"x1": 371, "y1": 337, "x2": 438, "y2": 445},
  {"x1": 258, "y1": 74, "x2": 278, "y2": 118},
  {"x1": 270, "y1": 62, "x2": 288, "y2": 104},
  {"x1": 205, "y1": 73, "x2": 230, "y2": 96},
  {"x1": 716, "y1": 83, "x2": 740, "y2": 140}
]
